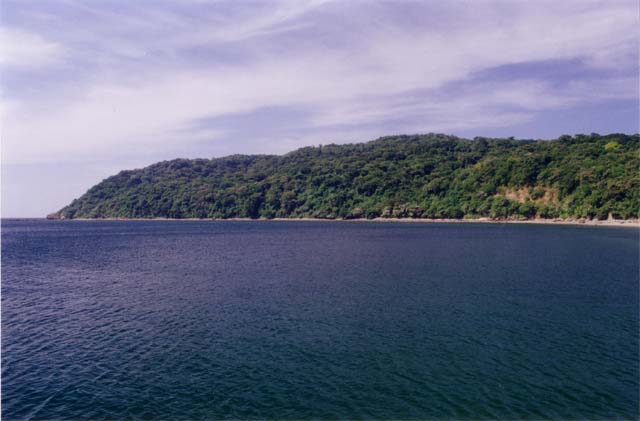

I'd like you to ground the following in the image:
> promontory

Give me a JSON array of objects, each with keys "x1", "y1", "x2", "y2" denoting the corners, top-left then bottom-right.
[{"x1": 48, "y1": 133, "x2": 639, "y2": 222}]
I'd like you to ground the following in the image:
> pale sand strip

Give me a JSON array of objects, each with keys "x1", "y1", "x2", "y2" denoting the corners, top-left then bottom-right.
[{"x1": 65, "y1": 217, "x2": 640, "y2": 227}]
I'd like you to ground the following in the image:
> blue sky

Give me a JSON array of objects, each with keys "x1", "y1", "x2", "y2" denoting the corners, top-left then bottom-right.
[{"x1": 1, "y1": 0, "x2": 638, "y2": 217}]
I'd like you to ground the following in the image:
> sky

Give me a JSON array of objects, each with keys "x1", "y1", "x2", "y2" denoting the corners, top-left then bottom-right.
[{"x1": 1, "y1": 0, "x2": 638, "y2": 217}]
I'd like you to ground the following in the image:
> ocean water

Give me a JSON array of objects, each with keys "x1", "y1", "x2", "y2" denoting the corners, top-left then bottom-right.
[{"x1": 2, "y1": 219, "x2": 638, "y2": 420}]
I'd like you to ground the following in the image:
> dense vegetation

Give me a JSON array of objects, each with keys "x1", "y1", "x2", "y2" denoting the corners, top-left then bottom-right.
[{"x1": 51, "y1": 133, "x2": 639, "y2": 220}]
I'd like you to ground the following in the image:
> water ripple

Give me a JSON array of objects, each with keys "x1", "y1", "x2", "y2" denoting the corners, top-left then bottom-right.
[{"x1": 2, "y1": 220, "x2": 638, "y2": 419}]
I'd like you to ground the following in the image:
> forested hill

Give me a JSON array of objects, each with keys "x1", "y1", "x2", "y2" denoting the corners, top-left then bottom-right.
[{"x1": 50, "y1": 133, "x2": 639, "y2": 220}]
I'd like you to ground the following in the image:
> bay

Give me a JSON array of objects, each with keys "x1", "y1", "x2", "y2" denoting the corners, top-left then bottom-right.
[{"x1": 2, "y1": 220, "x2": 638, "y2": 419}]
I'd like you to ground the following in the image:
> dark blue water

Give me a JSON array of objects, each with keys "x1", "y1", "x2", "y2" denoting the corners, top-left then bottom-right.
[{"x1": 2, "y1": 220, "x2": 638, "y2": 420}]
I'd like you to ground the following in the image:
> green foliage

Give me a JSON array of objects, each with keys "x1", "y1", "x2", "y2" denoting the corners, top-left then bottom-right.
[{"x1": 54, "y1": 133, "x2": 640, "y2": 220}]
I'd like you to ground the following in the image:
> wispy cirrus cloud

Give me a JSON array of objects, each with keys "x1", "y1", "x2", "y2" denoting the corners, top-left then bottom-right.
[{"x1": 0, "y1": 27, "x2": 65, "y2": 68}]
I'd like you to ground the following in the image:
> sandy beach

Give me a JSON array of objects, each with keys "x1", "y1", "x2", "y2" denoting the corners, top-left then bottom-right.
[{"x1": 58, "y1": 216, "x2": 640, "y2": 227}]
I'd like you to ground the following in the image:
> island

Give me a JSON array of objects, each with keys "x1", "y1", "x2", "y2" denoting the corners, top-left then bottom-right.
[{"x1": 48, "y1": 133, "x2": 639, "y2": 223}]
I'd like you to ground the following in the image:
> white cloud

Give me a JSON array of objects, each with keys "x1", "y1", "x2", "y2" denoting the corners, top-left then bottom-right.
[
  {"x1": 174, "y1": 0, "x2": 331, "y2": 45},
  {"x1": 0, "y1": 28, "x2": 64, "y2": 68}
]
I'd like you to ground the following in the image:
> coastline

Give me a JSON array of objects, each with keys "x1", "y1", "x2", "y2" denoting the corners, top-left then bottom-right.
[{"x1": 46, "y1": 216, "x2": 640, "y2": 227}]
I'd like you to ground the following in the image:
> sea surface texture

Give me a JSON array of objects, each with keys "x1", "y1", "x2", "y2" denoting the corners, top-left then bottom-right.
[{"x1": 2, "y1": 220, "x2": 639, "y2": 419}]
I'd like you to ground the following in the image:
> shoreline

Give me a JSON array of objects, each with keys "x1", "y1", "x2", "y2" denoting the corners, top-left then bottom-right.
[{"x1": 40, "y1": 216, "x2": 640, "y2": 227}]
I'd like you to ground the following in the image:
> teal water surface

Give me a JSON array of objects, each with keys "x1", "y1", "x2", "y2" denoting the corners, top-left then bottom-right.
[{"x1": 2, "y1": 220, "x2": 638, "y2": 419}]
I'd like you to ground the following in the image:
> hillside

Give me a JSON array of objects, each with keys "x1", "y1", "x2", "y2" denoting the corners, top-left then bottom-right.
[{"x1": 50, "y1": 133, "x2": 640, "y2": 220}]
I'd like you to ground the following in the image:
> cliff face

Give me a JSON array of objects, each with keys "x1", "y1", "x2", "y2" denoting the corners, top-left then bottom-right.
[{"x1": 51, "y1": 133, "x2": 640, "y2": 220}]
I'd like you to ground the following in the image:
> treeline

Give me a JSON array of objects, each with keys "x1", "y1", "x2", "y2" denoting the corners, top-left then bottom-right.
[{"x1": 52, "y1": 133, "x2": 640, "y2": 220}]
